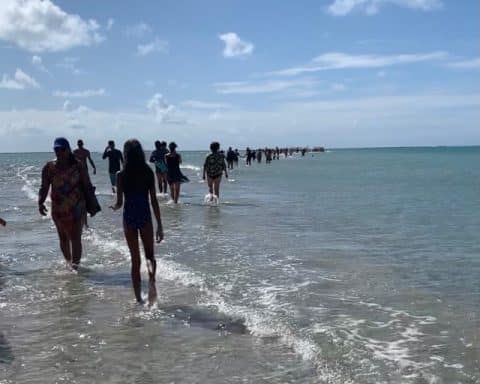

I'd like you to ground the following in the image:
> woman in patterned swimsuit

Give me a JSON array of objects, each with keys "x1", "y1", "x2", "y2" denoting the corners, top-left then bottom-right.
[
  {"x1": 111, "y1": 139, "x2": 164, "y2": 304},
  {"x1": 38, "y1": 137, "x2": 94, "y2": 270},
  {"x1": 203, "y1": 141, "x2": 228, "y2": 199}
]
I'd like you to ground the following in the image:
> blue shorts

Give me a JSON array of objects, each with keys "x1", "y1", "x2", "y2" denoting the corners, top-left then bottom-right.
[{"x1": 109, "y1": 172, "x2": 117, "y2": 186}]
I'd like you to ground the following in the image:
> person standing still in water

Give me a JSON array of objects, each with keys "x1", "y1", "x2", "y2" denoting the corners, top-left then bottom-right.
[
  {"x1": 73, "y1": 140, "x2": 96, "y2": 175},
  {"x1": 102, "y1": 140, "x2": 123, "y2": 194},
  {"x1": 203, "y1": 142, "x2": 228, "y2": 200},
  {"x1": 149, "y1": 141, "x2": 169, "y2": 194},
  {"x1": 110, "y1": 139, "x2": 163, "y2": 304},
  {"x1": 38, "y1": 138, "x2": 94, "y2": 270}
]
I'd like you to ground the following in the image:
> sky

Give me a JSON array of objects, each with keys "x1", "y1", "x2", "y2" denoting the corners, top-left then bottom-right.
[{"x1": 0, "y1": 0, "x2": 479, "y2": 152}]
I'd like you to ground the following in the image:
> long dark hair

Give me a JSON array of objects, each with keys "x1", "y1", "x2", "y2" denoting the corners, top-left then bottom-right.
[{"x1": 122, "y1": 139, "x2": 153, "y2": 192}]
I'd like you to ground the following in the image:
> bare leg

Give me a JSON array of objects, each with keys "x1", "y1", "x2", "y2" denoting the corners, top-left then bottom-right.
[
  {"x1": 54, "y1": 222, "x2": 72, "y2": 266},
  {"x1": 156, "y1": 172, "x2": 162, "y2": 193},
  {"x1": 161, "y1": 174, "x2": 168, "y2": 194},
  {"x1": 139, "y1": 221, "x2": 157, "y2": 305},
  {"x1": 207, "y1": 177, "x2": 214, "y2": 195},
  {"x1": 124, "y1": 225, "x2": 142, "y2": 303},
  {"x1": 169, "y1": 182, "x2": 175, "y2": 201},
  {"x1": 174, "y1": 183, "x2": 180, "y2": 204},
  {"x1": 213, "y1": 176, "x2": 222, "y2": 198},
  {"x1": 71, "y1": 218, "x2": 84, "y2": 269}
]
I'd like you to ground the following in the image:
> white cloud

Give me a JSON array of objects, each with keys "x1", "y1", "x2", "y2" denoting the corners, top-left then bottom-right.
[
  {"x1": 106, "y1": 18, "x2": 115, "y2": 31},
  {"x1": 125, "y1": 22, "x2": 152, "y2": 38},
  {"x1": 0, "y1": 68, "x2": 39, "y2": 89},
  {"x1": 57, "y1": 57, "x2": 83, "y2": 75},
  {"x1": 447, "y1": 58, "x2": 480, "y2": 69},
  {"x1": 147, "y1": 93, "x2": 175, "y2": 122},
  {"x1": 219, "y1": 32, "x2": 254, "y2": 58},
  {"x1": 1, "y1": 92, "x2": 479, "y2": 152},
  {"x1": 182, "y1": 100, "x2": 233, "y2": 110},
  {"x1": 53, "y1": 88, "x2": 105, "y2": 98},
  {"x1": 0, "y1": 0, "x2": 103, "y2": 52},
  {"x1": 63, "y1": 100, "x2": 73, "y2": 111},
  {"x1": 271, "y1": 51, "x2": 447, "y2": 76},
  {"x1": 214, "y1": 79, "x2": 317, "y2": 94},
  {"x1": 32, "y1": 55, "x2": 49, "y2": 73},
  {"x1": 137, "y1": 38, "x2": 169, "y2": 56},
  {"x1": 327, "y1": 0, "x2": 442, "y2": 16}
]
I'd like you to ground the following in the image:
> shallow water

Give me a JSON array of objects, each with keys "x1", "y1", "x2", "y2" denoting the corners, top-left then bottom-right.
[{"x1": 1, "y1": 148, "x2": 479, "y2": 383}]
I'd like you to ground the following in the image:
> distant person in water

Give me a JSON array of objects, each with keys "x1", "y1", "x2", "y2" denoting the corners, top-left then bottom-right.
[
  {"x1": 257, "y1": 149, "x2": 263, "y2": 163},
  {"x1": 102, "y1": 140, "x2": 123, "y2": 194},
  {"x1": 265, "y1": 148, "x2": 272, "y2": 163},
  {"x1": 110, "y1": 139, "x2": 163, "y2": 304},
  {"x1": 245, "y1": 147, "x2": 252, "y2": 166},
  {"x1": 38, "y1": 138, "x2": 94, "y2": 270},
  {"x1": 73, "y1": 139, "x2": 96, "y2": 175},
  {"x1": 165, "y1": 142, "x2": 185, "y2": 204},
  {"x1": 74, "y1": 139, "x2": 97, "y2": 228},
  {"x1": 149, "y1": 140, "x2": 169, "y2": 194},
  {"x1": 234, "y1": 149, "x2": 240, "y2": 167},
  {"x1": 0, "y1": 217, "x2": 5, "y2": 226},
  {"x1": 203, "y1": 142, "x2": 228, "y2": 200},
  {"x1": 226, "y1": 147, "x2": 235, "y2": 170}
]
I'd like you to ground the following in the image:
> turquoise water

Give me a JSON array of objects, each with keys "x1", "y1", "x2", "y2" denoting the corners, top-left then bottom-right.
[{"x1": 0, "y1": 147, "x2": 479, "y2": 383}]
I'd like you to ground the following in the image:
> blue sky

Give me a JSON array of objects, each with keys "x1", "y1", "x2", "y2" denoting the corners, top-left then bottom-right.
[{"x1": 0, "y1": 0, "x2": 479, "y2": 151}]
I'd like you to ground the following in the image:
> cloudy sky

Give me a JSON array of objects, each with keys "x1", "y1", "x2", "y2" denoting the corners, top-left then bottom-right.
[{"x1": 0, "y1": 0, "x2": 479, "y2": 152}]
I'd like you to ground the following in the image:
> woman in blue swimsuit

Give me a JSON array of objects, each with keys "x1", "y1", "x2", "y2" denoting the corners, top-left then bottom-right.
[{"x1": 111, "y1": 139, "x2": 164, "y2": 304}]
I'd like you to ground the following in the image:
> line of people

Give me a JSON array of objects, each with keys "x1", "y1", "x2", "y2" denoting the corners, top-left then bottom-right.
[
  {"x1": 4, "y1": 137, "x2": 302, "y2": 304},
  {"x1": 35, "y1": 137, "x2": 231, "y2": 304}
]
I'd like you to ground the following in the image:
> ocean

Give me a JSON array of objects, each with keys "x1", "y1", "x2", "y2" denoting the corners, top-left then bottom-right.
[{"x1": 0, "y1": 147, "x2": 479, "y2": 383}]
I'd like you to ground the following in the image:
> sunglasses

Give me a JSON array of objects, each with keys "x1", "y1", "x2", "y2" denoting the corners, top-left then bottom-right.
[{"x1": 54, "y1": 147, "x2": 67, "y2": 152}]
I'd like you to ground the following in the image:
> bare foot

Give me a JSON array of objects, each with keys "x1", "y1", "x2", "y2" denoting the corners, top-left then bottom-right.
[{"x1": 148, "y1": 280, "x2": 158, "y2": 307}]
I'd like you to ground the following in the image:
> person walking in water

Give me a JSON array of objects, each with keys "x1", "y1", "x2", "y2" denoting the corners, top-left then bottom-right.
[
  {"x1": 245, "y1": 147, "x2": 252, "y2": 166},
  {"x1": 102, "y1": 140, "x2": 123, "y2": 194},
  {"x1": 226, "y1": 147, "x2": 235, "y2": 170},
  {"x1": 38, "y1": 138, "x2": 94, "y2": 271},
  {"x1": 165, "y1": 142, "x2": 185, "y2": 204},
  {"x1": 149, "y1": 141, "x2": 169, "y2": 194},
  {"x1": 203, "y1": 142, "x2": 228, "y2": 201},
  {"x1": 73, "y1": 139, "x2": 97, "y2": 228},
  {"x1": 73, "y1": 139, "x2": 96, "y2": 175},
  {"x1": 110, "y1": 139, "x2": 163, "y2": 304}
]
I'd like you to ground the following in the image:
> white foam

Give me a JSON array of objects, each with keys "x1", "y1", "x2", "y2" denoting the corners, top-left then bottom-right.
[
  {"x1": 203, "y1": 193, "x2": 219, "y2": 206},
  {"x1": 180, "y1": 164, "x2": 201, "y2": 171},
  {"x1": 17, "y1": 166, "x2": 41, "y2": 202}
]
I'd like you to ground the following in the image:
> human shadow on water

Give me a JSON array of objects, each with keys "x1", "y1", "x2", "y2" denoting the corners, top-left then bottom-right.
[
  {"x1": 0, "y1": 333, "x2": 14, "y2": 365},
  {"x1": 160, "y1": 303, "x2": 247, "y2": 335},
  {"x1": 79, "y1": 268, "x2": 132, "y2": 288}
]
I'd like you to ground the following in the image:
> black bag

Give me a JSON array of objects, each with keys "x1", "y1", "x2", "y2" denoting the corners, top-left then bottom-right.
[{"x1": 84, "y1": 184, "x2": 101, "y2": 217}]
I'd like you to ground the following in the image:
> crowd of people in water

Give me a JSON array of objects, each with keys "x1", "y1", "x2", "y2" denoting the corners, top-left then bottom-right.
[{"x1": 0, "y1": 137, "x2": 311, "y2": 304}]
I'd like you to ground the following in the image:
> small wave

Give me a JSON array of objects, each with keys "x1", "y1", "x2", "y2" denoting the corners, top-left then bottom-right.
[
  {"x1": 17, "y1": 166, "x2": 40, "y2": 202},
  {"x1": 81, "y1": 229, "x2": 334, "y2": 376},
  {"x1": 181, "y1": 164, "x2": 201, "y2": 171}
]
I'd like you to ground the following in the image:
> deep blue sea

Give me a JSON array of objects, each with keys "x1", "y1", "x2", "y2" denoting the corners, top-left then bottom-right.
[{"x1": 1, "y1": 147, "x2": 479, "y2": 383}]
